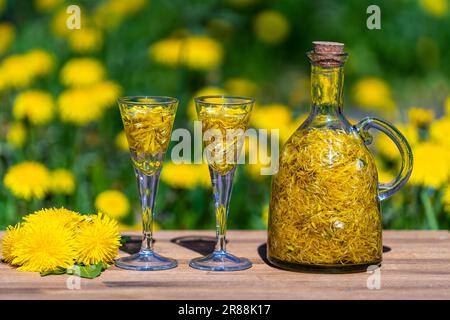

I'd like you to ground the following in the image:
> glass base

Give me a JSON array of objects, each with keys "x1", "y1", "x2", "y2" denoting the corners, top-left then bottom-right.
[
  {"x1": 189, "y1": 251, "x2": 252, "y2": 271},
  {"x1": 115, "y1": 250, "x2": 177, "y2": 271}
]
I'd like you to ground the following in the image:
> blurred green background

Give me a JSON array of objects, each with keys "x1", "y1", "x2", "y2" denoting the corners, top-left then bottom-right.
[{"x1": 1, "y1": 0, "x2": 450, "y2": 231}]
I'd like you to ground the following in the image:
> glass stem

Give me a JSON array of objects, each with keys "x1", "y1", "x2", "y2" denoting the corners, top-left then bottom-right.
[
  {"x1": 135, "y1": 168, "x2": 161, "y2": 253},
  {"x1": 210, "y1": 167, "x2": 236, "y2": 254}
]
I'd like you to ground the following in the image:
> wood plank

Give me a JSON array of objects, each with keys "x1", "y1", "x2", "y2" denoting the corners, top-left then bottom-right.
[{"x1": 0, "y1": 230, "x2": 449, "y2": 300}]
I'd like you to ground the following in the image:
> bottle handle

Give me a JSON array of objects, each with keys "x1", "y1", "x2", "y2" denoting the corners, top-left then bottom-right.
[{"x1": 354, "y1": 117, "x2": 413, "y2": 201}]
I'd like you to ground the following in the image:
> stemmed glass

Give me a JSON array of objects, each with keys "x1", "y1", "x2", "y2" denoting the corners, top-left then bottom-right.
[
  {"x1": 116, "y1": 96, "x2": 178, "y2": 271},
  {"x1": 190, "y1": 95, "x2": 254, "y2": 271}
]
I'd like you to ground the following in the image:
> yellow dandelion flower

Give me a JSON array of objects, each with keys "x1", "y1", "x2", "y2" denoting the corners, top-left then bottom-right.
[
  {"x1": 75, "y1": 213, "x2": 121, "y2": 265},
  {"x1": 68, "y1": 27, "x2": 103, "y2": 53},
  {"x1": 254, "y1": 10, "x2": 290, "y2": 45},
  {"x1": 58, "y1": 87, "x2": 104, "y2": 125},
  {"x1": 25, "y1": 49, "x2": 54, "y2": 77},
  {"x1": 408, "y1": 107, "x2": 435, "y2": 127},
  {"x1": 149, "y1": 38, "x2": 183, "y2": 67},
  {"x1": 60, "y1": 58, "x2": 105, "y2": 87},
  {"x1": 13, "y1": 90, "x2": 54, "y2": 125},
  {"x1": 261, "y1": 205, "x2": 269, "y2": 226},
  {"x1": 3, "y1": 161, "x2": 50, "y2": 200},
  {"x1": 442, "y1": 187, "x2": 450, "y2": 214},
  {"x1": 251, "y1": 103, "x2": 292, "y2": 142},
  {"x1": 409, "y1": 142, "x2": 450, "y2": 189},
  {"x1": 12, "y1": 218, "x2": 76, "y2": 272},
  {"x1": 95, "y1": 190, "x2": 130, "y2": 219},
  {"x1": 0, "y1": 22, "x2": 15, "y2": 54},
  {"x1": 181, "y1": 36, "x2": 223, "y2": 71},
  {"x1": 1, "y1": 224, "x2": 23, "y2": 264},
  {"x1": 34, "y1": 0, "x2": 63, "y2": 12},
  {"x1": 188, "y1": 87, "x2": 227, "y2": 120},
  {"x1": 0, "y1": 54, "x2": 35, "y2": 88},
  {"x1": 353, "y1": 77, "x2": 396, "y2": 114},
  {"x1": 93, "y1": 0, "x2": 148, "y2": 30},
  {"x1": 89, "y1": 80, "x2": 122, "y2": 109},
  {"x1": 376, "y1": 123, "x2": 419, "y2": 160},
  {"x1": 246, "y1": 160, "x2": 272, "y2": 180},
  {"x1": 444, "y1": 96, "x2": 450, "y2": 115},
  {"x1": 115, "y1": 131, "x2": 129, "y2": 151},
  {"x1": 161, "y1": 163, "x2": 210, "y2": 189},
  {"x1": 419, "y1": 0, "x2": 448, "y2": 17},
  {"x1": 430, "y1": 117, "x2": 450, "y2": 146},
  {"x1": 23, "y1": 207, "x2": 83, "y2": 230},
  {"x1": 224, "y1": 78, "x2": 259, "y2": 97},
  {"x1": 52, "y1": 7, "x2": 89, "y2": 37},
  {"x1": 6, "y1": 122, "x2": 26, "y2": 148},
  {"x1": 49, "y1": 169, "x2": 76, "y2": 195}
]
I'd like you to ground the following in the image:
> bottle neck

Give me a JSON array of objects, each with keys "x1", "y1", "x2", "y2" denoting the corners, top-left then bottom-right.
[{"x1": 310, "y1": 65, "x2": 344, "y2": 116}]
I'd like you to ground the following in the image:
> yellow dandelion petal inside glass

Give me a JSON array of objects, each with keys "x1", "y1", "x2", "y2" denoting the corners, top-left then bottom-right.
[
  {"x1": 95, "y1": 190, "x2": 130, "y2": 219},
  {"x1": 68, "y1": 27, "x2": 103, "y2": 53},
  {"x1": 12, "y1": 219, "x2": 76, "y2": 272},
  {"x1": 75, "y1": 213, "x2": 121, "y2": 265},
  {"x1": 6, "y1": 122, "x2": 26, "y2": 148},
  {"x1": 3, "y1": 161, "x2": 50, "y2": 200},
  {"x1": 409, "y1": 142, "x2": 450, "y2": 189},
  {"x1": 60, "y1": 58, "x2": 105, "y2": 87},
  {"x1": 181, "y1": 36, "x2": 223, "y2": 71},
  {"x1": 188, "y1": 87, "x2": 227, "y2": 120},
  {"x1": 0, "y1": 22, "x2": 15, "y2": 54},
  {"x1": 58, "y1": 87, "x2": 104, "y2": 125},
  {"x1": 254, "y1": 10, "x2": 290, "y2": 45},
  {"x1": 1, "y1": 224, "x2": 22, "y2": 264},
  {"x1": 13, "y1": 90, "x2": 54, "y2": 125},
  {"x1": 49, "y1": 169, "x2": 76, "y2": 195}
]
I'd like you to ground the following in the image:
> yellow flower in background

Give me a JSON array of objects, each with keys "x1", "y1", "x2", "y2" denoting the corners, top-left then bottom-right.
[
  {"x1": 58, "y1": 87, "x2": 104, "y2": 125},
  {"x1": 68, "y1": 27, "x2": 103, "y2": 53},
  {"x1": 90, "y1": 80, "x2": 122, "y2": 109},
  {"x1": 444, "y1": 96, "x2": 450, "y2": 115},
  {"x1": 375, "y1": 123, "x2": 418, "y2": 160},
  {"x1": 60, "y1": 58, "x2": 105, "y2": 87},
  {"x1": 182, "y1": 36, "x2": 223, "y2": 71},
  {"x1": 225, "y1": 0, "x2": 259, "y2": 8},
  {"x1": 224, "y1": 78, "x2": 259, "y2": 97},
  {"x1": 149, "y1": 38, "x2": 183, "y2": 67},
  {"x1": 442, "y1": 188, "x2": 450, "y2": 214},
  {"x1": 0, "y1": 0, "x2": 5, "y2": 13},
  {"x1": 254, "y1": 10, "x2": 290, "y2": 45},
  {"x1": 251, "y1": 103, "x2": 292, "y2": 142},
  {"x1": 430, "y1": 117, "x2": 450, "y2": 146},
  {"x1": 13, "y1": 90, "x2": 54, "y2": 125},
  {"x1": 0, "y1": 23, "x2": 15, "y2": 54},
  {"x1": 25, "y1": 49, "x2": 54, "y2": 76},
  {"x1": 49, "y1": 169, "x2": 76, "y2": 195},
  {"x1": 12, "y1": 218, "x2": 76, "y2": 272},
  {"x1": 150, "y1": 35, "x2": 223, "y2": 71},
  {"x1": 95, "y1": 190, "x2": 130, "y2": 219},
  {"x1": 161, "y1": 163, "x2": 210, "y2": 189},
  {"x1": 74, "y1": 213, "x2": 121, "y2": 265},
  {"x1": 115, "y1": 131, "x2": 129, "y2": 151},
  {"x1": 34, "y1": 0, "x2": 62, "y2": 12},
  {"x1": 94, "y1": 0, "x2": 148, "y2": 29},
  {"x1": 1, "y1": 224, "x2": 22, "y2": 264},
  {"x1": 52, "y1": 7, "x2": 89, "y2": 37},
  {"x1": 409, "y1": 142, "x2": 450, "y2": 189},
  {"x1": 246, "y1": 160, "x2": 272, "y2": 180},
  {"x1": 6, "y1": 122, "x2": 26, "y2": 148},
  {"x1": 3, "y1": 161, "x2": 51, "y2": 200},
  {"x1": 352, "y1": 77, "x2": 396, "y2": 114},
  {"x1": 188, "y1": 87, "x2": 227, "y2": 120},
  {"x1": 261, "y1": 205, "x2": 268, "y2": 226},
  {"x1": 419, "y1": 0, "x2": 448, "y2": 17},
  {"x1": 408, "y1": 107, "x2": 435, "y2": 127}
]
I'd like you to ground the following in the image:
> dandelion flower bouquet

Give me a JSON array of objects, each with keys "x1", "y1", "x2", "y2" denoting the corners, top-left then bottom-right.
[{"x1": 1, "y1": 208, "x2": 121, "y2": 278}]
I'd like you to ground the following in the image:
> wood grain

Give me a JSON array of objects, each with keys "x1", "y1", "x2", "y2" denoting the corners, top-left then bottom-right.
[{"x1": 1, "y1": 230, "x2": 449, "y2": 300}]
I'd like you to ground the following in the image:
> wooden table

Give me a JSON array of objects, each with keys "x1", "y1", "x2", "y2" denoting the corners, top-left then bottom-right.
[{"x1": 1, "y1": 230, "x2": 450, "y2": 300}]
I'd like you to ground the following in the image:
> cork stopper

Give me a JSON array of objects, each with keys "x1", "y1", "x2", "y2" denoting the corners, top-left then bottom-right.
[
  {"x1": 313, "y1": 41, "x2": 344, "y2": 54},
  {"x1": 308, "y1": 41, "x2": 347, "y2": 67}
]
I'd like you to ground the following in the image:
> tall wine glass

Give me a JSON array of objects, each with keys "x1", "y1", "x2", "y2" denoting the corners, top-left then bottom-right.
[
  {"x1": 116, "y1": 96, "x2": 178, "y2": 271},
  {"x1": 190, "y1": 95, "x2": 254, "y2": 271}
]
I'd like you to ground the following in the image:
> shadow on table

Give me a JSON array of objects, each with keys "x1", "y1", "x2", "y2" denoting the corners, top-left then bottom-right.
[
  {"x1": 171, "y1": 236, "x2": 227, "y2": 256},
  {"x1": 119, "y1": 234, "x2": 157, "y2": 254}
]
